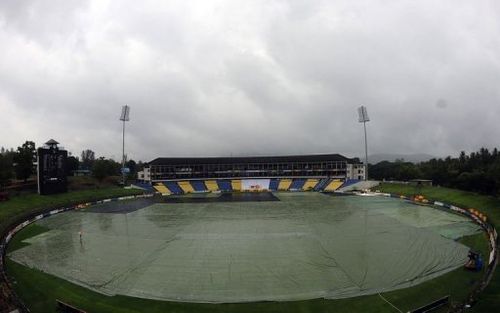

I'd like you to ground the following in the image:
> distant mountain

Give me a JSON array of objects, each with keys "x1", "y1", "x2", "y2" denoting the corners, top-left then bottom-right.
[{"x1": 367, "y1": 153, "x2": 435, "y2": 164}]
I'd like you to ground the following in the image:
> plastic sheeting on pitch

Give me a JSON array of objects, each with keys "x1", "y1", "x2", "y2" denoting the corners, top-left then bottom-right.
[
  {"x1": 8, "y1": 193, "x2": 479, "y2": 303},
  {"x1": 241, "y1": 179, "x2": 270, "y2": 191}
]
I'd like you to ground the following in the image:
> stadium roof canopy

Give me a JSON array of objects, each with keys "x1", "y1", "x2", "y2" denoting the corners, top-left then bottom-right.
[{"x1": 148, "y1": 154, "x2": 359, "y2": 165}]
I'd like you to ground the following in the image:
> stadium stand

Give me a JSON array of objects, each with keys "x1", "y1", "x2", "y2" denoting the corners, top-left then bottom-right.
[
  {"x1": 231, "y1": 180, "x2": 242, "y2": 191},
  {"x1": 314, "y1": 178, "x2": 331, "y2": 191},
  {"x1": 190, "y1": 180, "x2": 208, "y2": 192},
  {"x1": 302, "y1": 179, "x2": 319, "y2": 191},
  {"x1": 132, "y1": 182, "x2": 155, "y2": 192},
  {"x1": 143, "y1": 154, "x2": 364, "y2": 181},
  {"x1": 324, "y1": 180, "x2": 343, "y2": 192},
  {"x1": 278, "y1": 179, "x2": 292, "y2": 191},
  {"x1": 337, "y1": 180, "x2": 377, "y2": 192},
  {"x1": 178, "y1": 181, "x2": 195, "y2": 193},
  {"x1": 153, "y1": 183, "x2": 170, "y2": 195},
  {"x1": 269, "y1": 178, "x2": 279, "y2": 191},
  {"x1": 164, "y1": 181, "x2": 184, "y2": 194},
  {"x1": 150, "y1": 178, "x2": 365, "y2": 194},
  {"x1": 289, "y1": 179, "x2": 306, "y2": 191},
  {"x1": 204, "y1": 180, "x2": 219, "y2": 192},
  {"x1": 138, "y1": 155, "x2": 367, "y2": 195},
  {"x1": 217, "y1": 180, "x2": 233, "y2": 192},
  {"x1": 339, "y1": 179, "x2": 360, "y2": 189}
]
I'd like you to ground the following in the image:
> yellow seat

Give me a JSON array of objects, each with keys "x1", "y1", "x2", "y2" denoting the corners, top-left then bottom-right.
[
  {"x1": 278, "y1": 179, "x2": 292, "y2": 191},
  {"x1": 153, "y1": 184, "x2": 171, "y2": 195},
  {"x1": 231, "y1": 180, "x2": 242, "y2": 191},
  {"x1": 205, "y1": 180, "x2": 219, "y2": 192},
  {"x1": 178, "y1": 181, "x2": 195, "y2": 193},
  {"x1": 324, "y1": 180, "x2": 343, "y2": 192},
  {"x1": 302, "y1": 179, "x2": 319, "y2": 191}
]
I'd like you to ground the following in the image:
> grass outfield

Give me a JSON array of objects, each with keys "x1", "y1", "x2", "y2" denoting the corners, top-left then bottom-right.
[
  {"x1": 0, "y1": 187, "x2": 143, "y2": 234},
  {"x1": 2, "y1": 186, "x2": 494, "y2": 313},
  {"x1": 375, "y1": 183, "x2": 500, "y2": 312}
]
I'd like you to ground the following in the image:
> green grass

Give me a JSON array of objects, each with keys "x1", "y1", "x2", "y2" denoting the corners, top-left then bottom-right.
[
  {"x1": 375, "y1": 184, "x2": 500, "y2": 224},
  {"x1": 6, "y1": 224, "x2": 50, "y2": 254},
  {"x1": 0, "y1": 187, "x2": 143, "y2": 235},
  {"x1": 376, "y1": 183, "x2": 500, "y2": 312},
  {"x1": 0, "y1": 185, "x2": 500, "y2": 313}
]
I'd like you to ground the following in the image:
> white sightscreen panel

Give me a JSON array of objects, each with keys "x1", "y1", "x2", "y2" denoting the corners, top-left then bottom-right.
[{"x1": 241, "y1": 179, "x2": 270, "y2": 191}]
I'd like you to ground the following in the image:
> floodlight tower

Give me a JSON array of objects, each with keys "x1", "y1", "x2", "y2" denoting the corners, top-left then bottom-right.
[
  {"x1": 120, "y1": 105, "x2": 130, "y2": 185},
  {"x1": 357, "y1": 105, "x2": 370, "y2": 181}
]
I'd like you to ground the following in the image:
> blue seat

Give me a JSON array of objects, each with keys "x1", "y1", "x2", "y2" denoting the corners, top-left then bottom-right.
[
  {"x1": 314, "y1": 178, "x2": 331, "y2": 191},
  {"x1": 217, "y1": 180, "x2": 233, "y2": 192},
  {"x1": 132, "y1": 182, "x2": 154, "y2": 192},
  {"x1": 340, "y1": 179, "x2": 360, "y2": 189},
  {"x1": 164, "y1": 181, "x2": 184, "y2": 194},
  {"x1": 191, "y1": 180, "x2": 207, "y2": 192},
  {"x1": 269, "y1": 179, "x2": 279, "y2": 191},
  {"x1": 289, "y1": 179, "x2": 306, "y2": 191}
]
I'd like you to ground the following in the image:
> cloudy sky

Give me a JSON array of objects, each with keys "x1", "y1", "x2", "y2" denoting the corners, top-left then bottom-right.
[{"x1": 1, "y1": 0, "x2": 499, "y2": 162}]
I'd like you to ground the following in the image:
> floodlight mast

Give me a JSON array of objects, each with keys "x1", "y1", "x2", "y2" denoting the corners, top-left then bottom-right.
[
  {"x1": 120, "y1": 105, "x2": 130, "y2": 185},
  {"x1": 357, "y1": 106, "x2": 370, "y2": 181}
]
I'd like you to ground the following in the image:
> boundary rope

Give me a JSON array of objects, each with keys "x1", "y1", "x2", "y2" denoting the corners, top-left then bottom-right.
[{"x1": 378, "y1": 293, "x2": 404, "y2": 313}]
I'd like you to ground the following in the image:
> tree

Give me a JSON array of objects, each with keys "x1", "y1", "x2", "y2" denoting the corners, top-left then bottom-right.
[
  {"x1": 0, "y1": 151, "x2": 14, "y2": 188},
  {"x1": 395, "y1": 163, "x2": 422, "y2": 180},
  {"x1": 488, "y1": 159, "x2": 500, "y2": 195},
  {"x1": 125, "y1": 159, "x2": 137, "y2": 173},
  {"x1": 14, "y1": 141, "x2": 36, "y2": 182},
  {"x1": 66, "y1": 156, "x2": 80, "y2": 176},
  {"x1": 369, "y1": 160, "x2": 422, "y2": 181},
  {"x1": 92, "y1": 158, "x2": 120, "y2": 182},
  {"x1": 124, "y1": 159, "x2": 137, "y2": 181},
  {"x1": 81, "y1": 149, "x2": 95, "y2": 170}
]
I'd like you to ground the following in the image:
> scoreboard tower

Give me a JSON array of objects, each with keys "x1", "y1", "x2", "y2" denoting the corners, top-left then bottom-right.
[{"x1": 37, "y1": 139, "x2": 68, "y2": 195}]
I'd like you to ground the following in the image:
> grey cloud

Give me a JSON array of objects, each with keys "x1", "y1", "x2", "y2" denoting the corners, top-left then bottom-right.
[{"x1": 1, "y1": 0, "x2": 500, "y2": 162}]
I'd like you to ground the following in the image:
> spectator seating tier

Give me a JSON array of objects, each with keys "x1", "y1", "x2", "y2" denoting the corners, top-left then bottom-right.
[
  {"x1": 178, "y1": 181, "x2": 195, "y2": 193},
  {"x1": 217, "y1": 180, "x2": 233, "y2": 192},
  {"x1": 339, "y1": 179, "x2": 361, "y2": 189},
  {"x1": 278, "y1": 179, "x2": 292, "y2": 191},
  {"x1": 324, "y1": 179, "x2": 343, "y2": 192},
  {"x1": 204, "y1": 180, "x2": 219, "y2": 192},
  {"x1": 231, "y1": 180, "x2": 242, "y2": 191},
  {"x1": 190, "y1": 180, "x2": 208, "y2": 192},
  {"x1": 133, "y1": 182, "x2": 155, "y2": 192},
  {"x1": 289, "y1": 179, "x2": 306, "y2": 191},
  {"x1": 153, "y1": 183, "x2": 171, "y2": 195},
  {"x1": 269, "y1": 179, "x2": 279, "y2": 191},
  {"x1": 314, "y1": 178, "x2": 331, "y2": 191},
  {"x1": 164, "y1": 181, "x2": 184, "y2": 194},
  {"x1": 302, "y1": 179, "x2": 319, "y2": 191}
]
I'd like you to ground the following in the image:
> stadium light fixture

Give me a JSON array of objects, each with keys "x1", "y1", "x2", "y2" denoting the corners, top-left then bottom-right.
[
  {"x1": 357, "y1": 105, "x2": 369, "y2": 181},
  {"x1": 120, "y1": 105, "x2": 130, "y2": 185}
]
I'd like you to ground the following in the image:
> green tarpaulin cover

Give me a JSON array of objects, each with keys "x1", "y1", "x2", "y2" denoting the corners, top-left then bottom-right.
[{"x1": 9, "y1": 193, "x2": 478, "y2": 303}]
